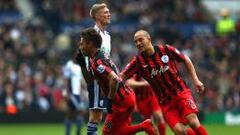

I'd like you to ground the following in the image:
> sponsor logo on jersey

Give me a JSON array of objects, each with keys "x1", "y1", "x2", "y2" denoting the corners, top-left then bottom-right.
[{"x1": 151, "y1": 65, "x2": 169, "y2": 78}]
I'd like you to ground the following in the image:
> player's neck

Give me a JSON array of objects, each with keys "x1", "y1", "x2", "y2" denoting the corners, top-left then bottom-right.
[
  {"x1": 145, "y1": 45, "x2": 155, "y2": 56},
  {"x1": 95, "y1": 22, "x2": 106, "y2": 32},
  {"x1": 90, "y1": 48, "x2": 99, "y2": 58}
]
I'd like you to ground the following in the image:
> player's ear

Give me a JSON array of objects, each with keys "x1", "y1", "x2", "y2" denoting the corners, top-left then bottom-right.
[
  {"x1": 148, "y1": 36, "x2": 151, "y2": 42},
  {"x1": 95, "y1": 12, "x2": 100, "y2": 20}
]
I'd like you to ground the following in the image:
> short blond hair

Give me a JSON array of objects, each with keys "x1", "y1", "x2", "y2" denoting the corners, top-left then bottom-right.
[
  {"x1": 135, "y1": 30, "x2": 151, "y2": 38},
  {"x1": 90, "y1": 3, "x2": 107, "y2": 20}
]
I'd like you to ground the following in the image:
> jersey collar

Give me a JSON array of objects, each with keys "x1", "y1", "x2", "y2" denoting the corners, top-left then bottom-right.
[{"x1": 94, "y1": 25, "x2": 108, "y2": 35}]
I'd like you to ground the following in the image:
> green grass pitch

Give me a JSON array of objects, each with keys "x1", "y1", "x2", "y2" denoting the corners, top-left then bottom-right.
[{"x1": 0, "y1": 123, "x2": 239, "y2": 135}]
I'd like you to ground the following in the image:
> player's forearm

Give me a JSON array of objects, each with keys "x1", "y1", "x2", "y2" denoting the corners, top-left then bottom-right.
[
  {"x1": 108, "y1": 72, "x2": 118, "y2": 99},
  {"x1": 109, "y1": 79, "x2": 117, "y2": 99},
  {"x1": 127, "y1": 79, "x2": 148, "y2": 89},
  {"x1": 81, "y1": 66, "x2": 93, "y2": 84},
  {"x1": 184, "y1": 56, "x2": 199, "y2": 83}
]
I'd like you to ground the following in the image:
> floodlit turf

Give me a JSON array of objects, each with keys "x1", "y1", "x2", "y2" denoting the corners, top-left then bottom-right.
[{"x1": 0, "y1": 123, "x2": 239, "y2": 135}]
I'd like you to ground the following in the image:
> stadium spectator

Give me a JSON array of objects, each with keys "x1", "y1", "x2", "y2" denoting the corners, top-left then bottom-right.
[
  {"x1": 216, "y1": 8, "x2": 236, "y2": 36},
  {"x1": 62, "y1": 49, "x2": 87, "y2": 135}
]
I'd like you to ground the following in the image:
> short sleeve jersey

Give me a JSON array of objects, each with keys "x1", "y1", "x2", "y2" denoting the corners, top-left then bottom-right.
[{"x1": 122, "y1": 45, "x2": 189, "y2": 104}]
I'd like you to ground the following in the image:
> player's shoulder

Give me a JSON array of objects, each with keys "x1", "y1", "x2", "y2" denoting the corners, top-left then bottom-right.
[
  {"x1": 65, "y1": 60, "x2": 74, "y2": 67},
  {"x1": 95, "y1": 50, "x2": 108, "y2": 60},
  {"x1": 157, "y1": 44, "x2": 171, "y2": 48},
  {"x1": 132, "y1": 54, "x2": 142, "y2": 64},
  {"x1": 92, "y1": 50, "x2": 108, "y2": 64},
  {"x1": 158, "y1": 44, "x2": 178, "y2": 52},
  {"x1": 166, "y1": 44, "x2": 176, "y2": 49},
  {"x1": 93, "y1": 25, "x2": 100, "y2": 32},
  {"x1": 94, "y1": 25, "x2": 110, "y2": 36}
]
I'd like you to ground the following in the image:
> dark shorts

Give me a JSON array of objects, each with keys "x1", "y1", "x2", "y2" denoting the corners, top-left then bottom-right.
[
  {"x1": 88, "y1": 80, "x2": 107, "y2": 110},
  {"x1": 67, "y1": 94, "x2": 85, "y2": 111}
]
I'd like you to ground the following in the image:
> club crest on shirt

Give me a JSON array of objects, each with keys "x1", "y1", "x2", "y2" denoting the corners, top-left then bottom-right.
[
  {"x1": 161, "y1": 55, "x2": 169, "y2": 63},
  {"x1": 97, "y1": 65, "x2": 105, "y2": 73}
]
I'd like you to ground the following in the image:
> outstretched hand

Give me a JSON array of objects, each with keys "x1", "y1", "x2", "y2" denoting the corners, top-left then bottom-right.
[{"x1": 195, "y1": 80, "x2": 205, "y2": 94}]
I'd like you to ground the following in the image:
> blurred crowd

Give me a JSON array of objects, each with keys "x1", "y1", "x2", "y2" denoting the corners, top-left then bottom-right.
[{"x1": 0, "y1": 0, "x2": 240, "y2": 115}]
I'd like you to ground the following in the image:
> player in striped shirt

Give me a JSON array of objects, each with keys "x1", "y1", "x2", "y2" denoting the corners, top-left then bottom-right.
[
  {"x1": 121, "y1": 30, "x2": 208, "y2": 135},
  {"x1": 127, "y1": 74, "x2": 166, "y2": 135},
  {"x1": 77, "y1": 28, "x2": 157, "y2": 135},
  {"x1": 80, "y1": 3, "x2": 111, "y2": 135}
]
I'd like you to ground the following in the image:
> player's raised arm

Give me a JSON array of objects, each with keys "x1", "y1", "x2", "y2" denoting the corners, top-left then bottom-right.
[
  {"x1": 183, "y1": 55, "x2": 205, "y2": 94},
  {"x1": 166, "y1": 45, "x2": 205, "y2": 94}
]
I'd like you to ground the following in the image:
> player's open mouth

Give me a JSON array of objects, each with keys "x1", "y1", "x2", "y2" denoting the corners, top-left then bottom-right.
[{"x1": 138, "y1": 45, "x2": 143, "y2": 50}]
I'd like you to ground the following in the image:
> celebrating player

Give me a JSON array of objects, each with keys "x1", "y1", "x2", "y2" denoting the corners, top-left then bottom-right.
[
  {"x1": 127, "y1": 74, "x2": 166, "y2": 135},
  {"x1": 76, "y1": 28, "x2": 157, "y2": 135},
  {"x1": 121, "y1": 30, "x2": 208, "y2": 135}
]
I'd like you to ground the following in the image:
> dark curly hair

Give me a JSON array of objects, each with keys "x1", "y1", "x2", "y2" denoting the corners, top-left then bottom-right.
[{"x1": 81, "y1": 27, "x2": 102, "y2": 48}]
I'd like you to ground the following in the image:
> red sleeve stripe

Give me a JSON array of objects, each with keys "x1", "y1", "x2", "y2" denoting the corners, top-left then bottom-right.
[{"x1": 166, "y1": 45, "x2": 185, "y2": 62}]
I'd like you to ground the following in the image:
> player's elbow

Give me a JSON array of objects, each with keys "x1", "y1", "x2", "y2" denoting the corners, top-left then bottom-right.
[
  {"x1": 109, "y1": 76, "x2": 118, "y2": 86},
  {"x1": 108, "y1": 73, "x2": 117, "y2": 84},
  {"x1": 120, "y1": 73, "x2": 126, "y2": 81},
  {"x1": 126, "y1": 79, "x2": 134, "y2": 88},
  {"x1": 184, "y1": 55, "x2": 192, "y2": 65}
]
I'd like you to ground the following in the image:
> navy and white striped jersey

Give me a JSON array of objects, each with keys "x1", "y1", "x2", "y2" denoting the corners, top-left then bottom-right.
[{"x1": 63, "y1": 60, "x2": 83, "y2": 95}]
